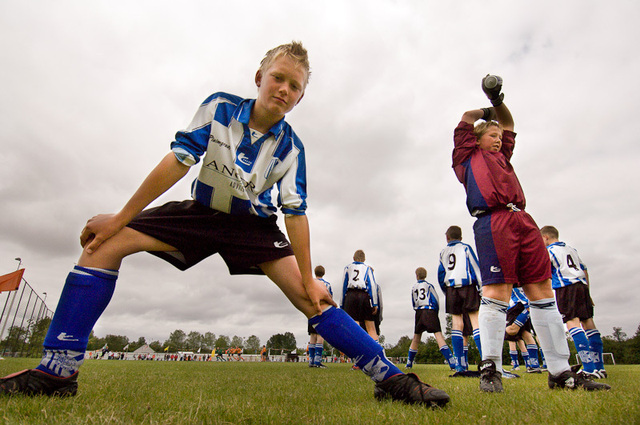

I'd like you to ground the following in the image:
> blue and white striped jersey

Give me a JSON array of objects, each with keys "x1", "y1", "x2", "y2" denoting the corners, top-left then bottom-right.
[
  {"x1": 437, "y1": 241, "x2": 482, "y2": 290},
  {"x1": 509, "y1": 287, "x2": 530, "y2": 327},
  {"x1": 411, "y1": 280, "x2": 439, "y2": 311},
  {"x1": 340, "y1": 262, "x2": 379, "y2": 308},
  {"x1": 318, "y1": 278, "x2": 333, "y2": 298},
  {"x1": 171, "y1": 92, "x2": 307, "y2": 217},
  {"x1": 546, "y1": 242, "x2": 588, "y2": 289},
  {"x1": 509, "y1": 287, "x2": 529, "y2": 309}
]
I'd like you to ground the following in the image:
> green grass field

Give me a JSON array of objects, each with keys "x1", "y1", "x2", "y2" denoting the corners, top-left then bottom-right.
[{"x1": 1, "y1": 358, "x2": 638, "y2": 425}]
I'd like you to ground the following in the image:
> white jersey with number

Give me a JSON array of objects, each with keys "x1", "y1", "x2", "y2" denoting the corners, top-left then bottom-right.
[
  {"x1": 547, "y1": 241, "x2": 588, "y2": 289},
  {"x1": 411, "y1": 280, "x2": 439, "y2": 311},
  {"x1": 437, "y1": 241, "x2": 482, "y2": 290},
  {"x1": 340, "y1": 262, "x2": 379, "y2": 308}
]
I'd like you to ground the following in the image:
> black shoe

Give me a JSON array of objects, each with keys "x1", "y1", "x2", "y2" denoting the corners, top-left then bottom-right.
[
  {"x1": 315, "y1": 363, "x2": 327, "y2": 369},
  {"x1": 0, "y1": 369, "x2": 78, "y2": 397},
  {"x1": 478, "y1": 360, "x2": 503, "y2": 393},
  {"x1": 374, "y1": 373, "x2": 450, "y2": 407},
  {"x1": 548, "y1": 369, "x2": 611, "y2": 391},
  {"x1": 526, "y1": 367, "x2": 542, "y2": 374}
]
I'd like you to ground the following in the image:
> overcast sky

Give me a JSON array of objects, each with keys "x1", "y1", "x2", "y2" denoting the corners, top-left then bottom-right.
[{"x1": 2, "y1": 0, "x2": 639, "y2": 350}]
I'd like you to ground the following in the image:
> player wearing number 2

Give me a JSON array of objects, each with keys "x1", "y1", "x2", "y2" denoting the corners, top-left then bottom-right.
[
  {"x1": 341, "y1": 250, "x2": 380, "y2": 341},
  {"x1": 452, "y1": 75, "x2": 609, "y2": 392},
  {"x1": 437, "y1": 225, "x2": 482, "y2": 372},
  {"x1": 540, "y1": 225, "x2": 608, "y2": 379}
]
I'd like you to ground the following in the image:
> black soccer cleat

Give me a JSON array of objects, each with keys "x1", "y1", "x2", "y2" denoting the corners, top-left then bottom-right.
[
  {"x1": 374, "y1": 373, "x2": 450, "y2": 408},
  {"x1": 478, "y1": 359, "x2": 503, "y2": 393},
  {"x1": 548, "y1": 369, "x2": 611, "y2": 391},
  {"x1": 0, "y1": 369, "x2": 78, "y2": 397}
]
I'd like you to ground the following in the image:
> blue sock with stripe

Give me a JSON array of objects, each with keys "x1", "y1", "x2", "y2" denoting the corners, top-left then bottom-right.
[
  {"x1": 569, "y1": 327, "x2": 595, "y2": 373},
  {"x1": 37, "y1": 266, "x2": 117, "y2": 377},
  {"x1": 308, "y1": 344, "x2": 315, "y2": 365},
  {"x1": 451, "y1": 330, "x2": 465, "y2": 372},
  {"x1": 314, "y1": 343, "x2": 323, "y2": 365},
  {"x1": 407, "y1": 348, "x2": 417, "y2": 367},
  {"x1": 439, "y1": 344, "x2": 456, "y2": 370},
  {"x1": 473, "y1": 328, "x2": 482, "y2": 358},
  {"x1": 463, "y1": 345, "x2": 469, "y2": 370},
  {"x1": 510, "y1": 350, "x2": 519, "y2": 368},
  {"x1": 526, "y1": 344, "x2": 540, "y2": 368},
  {"x1": 585, "y1": 329, "x2": 604, "y2": 370},
  {"x1": 310, "y1": 306, "x2": 401, "y2": 382}
]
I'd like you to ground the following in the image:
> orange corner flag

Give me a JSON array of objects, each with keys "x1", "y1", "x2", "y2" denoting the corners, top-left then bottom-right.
[{"x1": 0, "y1": 269, "x2": 24, "y2": 293}]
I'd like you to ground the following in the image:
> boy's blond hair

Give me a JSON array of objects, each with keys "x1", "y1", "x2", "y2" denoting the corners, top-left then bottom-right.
[
  {"x1": 473, "y1": 120, "x2": 504, "y2": 139},
  {"x1": 415, "y1": 267, "x2": 427, "y2": 280},
  {"x1": 259, "y1": 41, "x2": 311, "y2": 86}
]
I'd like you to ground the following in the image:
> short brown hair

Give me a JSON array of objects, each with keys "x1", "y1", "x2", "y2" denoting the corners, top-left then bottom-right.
[
  {"x1": 314, "y1": 265, "x2": 325, "y2": 277},
  {"x1": 540, "y1": 225, "x2": 559, "y2": 239},
  {"x1": 446, "y1": 225, "x2": 462, "y2": 241},
  {"x1": 473, "y1": 120, "x2": 503, "y2": 140},
  {"x1": 415, "y1": 267, "x2": 427, "y2": 280},
  {"x1": 353, "y1": 250, "x2": 366, "y2": 262},
  {"x1": 259, "y1": 41, "x2": 310, "y2": 86}
]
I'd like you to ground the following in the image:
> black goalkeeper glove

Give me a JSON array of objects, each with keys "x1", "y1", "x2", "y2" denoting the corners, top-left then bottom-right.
[{"x1": 482, "y1": 74, "x2": 504, "y2": 107}]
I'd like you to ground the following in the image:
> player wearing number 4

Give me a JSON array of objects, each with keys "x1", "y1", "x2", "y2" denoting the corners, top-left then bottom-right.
[
  {"x1": 451, "y1": 75, "x2": 609, "y2": 392},
  {"x1": 0, "y1": 41, "x2": 449, "y2": 407},
  {"x1": 405, "y1": 267, "x2": 456, "y2": 370},
  {"x1": 437, "y1": 225, "x2": 482, "y2": 373},
  {"x1": 540, "y1": 226, "x2": 607, "y2": 379}
]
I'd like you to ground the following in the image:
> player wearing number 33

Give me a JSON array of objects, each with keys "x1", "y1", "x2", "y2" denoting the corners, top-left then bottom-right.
[{"x1": 437, "y1": 225, "x2": 482, "y2": 372}]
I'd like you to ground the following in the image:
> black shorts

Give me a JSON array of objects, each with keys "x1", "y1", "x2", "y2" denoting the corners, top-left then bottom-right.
[
  {"x1": 504, "y1": 303, "x2": 533, "y2": 341},
  {"x1": 445, "y1": 286, "x2": 481, "y2": 315},
  {"x1": 308, "y1": 323, "x2": 317, "y2": 335},
  {"x1": 127, "y1": 200, "x2": 294, "y2": 275},
  {"x1": 555, "y1": 284, "x2": 594, "y2": 323},
  {"x1": 343, "y1": 289, "x2": 376, "y2": 322},
  {"x1": 462, "y1": 312, "x2": 473, "y2": 337},
  {"x1": 414, "y1": 309, "x2": 442, "y2": 334}
]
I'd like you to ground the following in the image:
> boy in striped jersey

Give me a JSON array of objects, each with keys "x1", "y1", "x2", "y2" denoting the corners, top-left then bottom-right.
[
  {"x1": 406, "y1": 267, "x2": 456, "y2": 370},
  {"x1": 541, "y1": 226, "x2": 607, "y2": 378},
  {"x1": 1, "y1": 41, "x2": 449, "y2": 407},
  {"x1": 437, "y1": 226, "x2": 482, "y2": 372}
]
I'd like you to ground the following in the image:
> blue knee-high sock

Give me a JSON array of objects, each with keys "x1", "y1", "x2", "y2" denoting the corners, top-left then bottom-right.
[
  {"x1": 308, "y1": 344, "x2": 315, "y2": 365},
  {"x1": 439, "y1": 344, "x2": 456, "y2": 370},
  {"x1": 526, "y1": 344, "x2": 540, "y2": 368},
  {"x1": 585, "y1": 329, "x2": 604, "y2": 370},
  {"x1": 569, "y1": 327, "x2": 595, "y2": 373},
  {"x1": 510, "y1": 350, "x2": 519, "y2": 368},
  {"x1": 310, "y1": 307, "x2": 402, "y2": 382},
  {"x1": 37, "y1": 266, "x2": 117, "y2": 377},
  {"x1": 463, "y1": 344, "x2": 469, "y2": 370},
  {"x1": 473, "y1": 328, "x2": 482, "y2": 358},
  {"x1": 521, "y1": 350, "x2": 529, "y2": 367},
  {"x1": 451, "y1": 330, "x2": 465, "y2": 372},
  {"x1": 407, "y1": 348, "x2": 417, "y2": 367},
  {"x1": 314, "y1": 343, "x2": 323, "y2": 365}
]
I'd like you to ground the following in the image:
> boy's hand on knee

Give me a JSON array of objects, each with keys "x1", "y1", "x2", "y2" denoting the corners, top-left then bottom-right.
[
  {"x1": 305, "y1": 278, "x2": 337, "y2": 314},
  {"x1": 80, "y1": 214, "x2": 124, "y2": 254}
]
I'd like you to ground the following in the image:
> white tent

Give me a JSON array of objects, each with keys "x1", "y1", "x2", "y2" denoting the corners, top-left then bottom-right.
[{"x1": 132, "y1": 344, "x2": 156, "y2": 354}]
